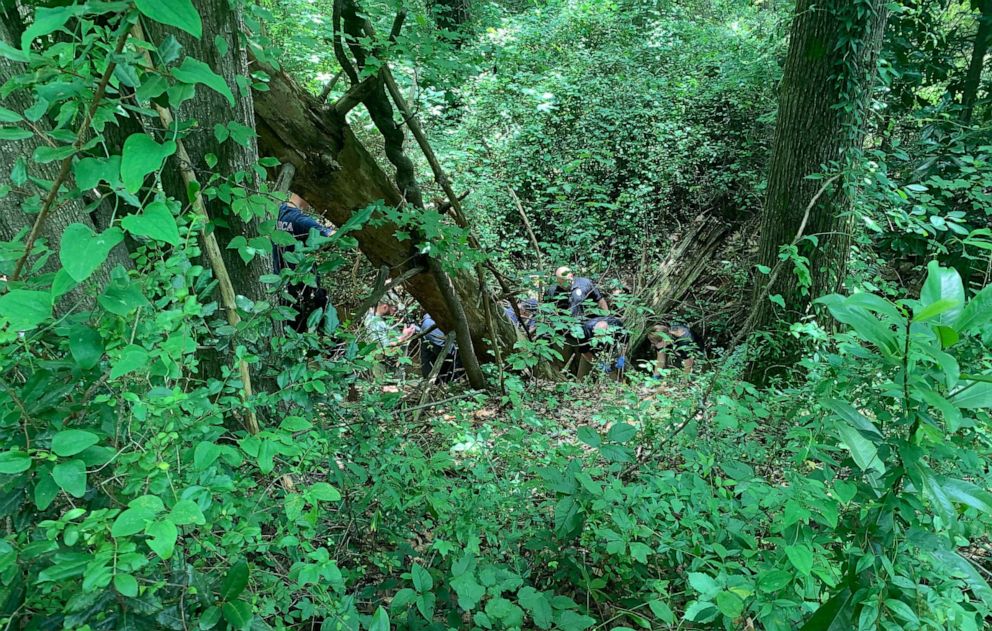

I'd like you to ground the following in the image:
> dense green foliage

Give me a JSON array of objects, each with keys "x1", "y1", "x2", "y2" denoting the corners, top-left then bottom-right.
[{"x1": 1, "y1": 0, "x2": 991, "y2": 630}]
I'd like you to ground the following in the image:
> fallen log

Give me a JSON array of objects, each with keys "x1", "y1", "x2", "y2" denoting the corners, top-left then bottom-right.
[
  {"x1": 251, "y1": 58, "x2": 515, "y2": 363},
  {"x1": 624, "y1": 214, "x2": 733, "y2": 349}
]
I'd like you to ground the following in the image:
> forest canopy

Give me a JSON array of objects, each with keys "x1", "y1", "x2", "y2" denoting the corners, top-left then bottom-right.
[{"x1": 0, "y1": 0, "x2": 991, "y2": 629}]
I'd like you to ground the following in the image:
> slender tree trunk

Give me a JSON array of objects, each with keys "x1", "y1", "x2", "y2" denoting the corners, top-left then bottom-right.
[
  {"x1": 0, "y1": 7, "x2": 129, "y2": 309},
  {"x1": 962, "y1": 0, "x2": 992, "y2": 124},
  {"x1": 145, "y1": 0, "x2": 269, "y2": 302},
  {"x1": 750, "y1": 0, "x2": 888, "y2": 345}
]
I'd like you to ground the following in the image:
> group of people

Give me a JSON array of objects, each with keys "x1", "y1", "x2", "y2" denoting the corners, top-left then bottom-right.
[
  {"x1": 540, "y1": 267, "x2": 700, "y2": 380},
  {"x1": 272, "y1": 194, "x2": 702, "y2": 383}
]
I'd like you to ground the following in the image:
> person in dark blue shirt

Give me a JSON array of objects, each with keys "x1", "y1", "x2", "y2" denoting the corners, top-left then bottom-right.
[
  {"x1": 503, "y1": 298, "x2": 538, "y2": 334},
  {"x1": 542, "y1": 266, "x2": 609, "y2": 318},
  {"x1": 419, "y1": 313, "x2": 460, "y2": 382},
  {"x1": 273, "y1": 193, "x2": 336, "y2": 333}
]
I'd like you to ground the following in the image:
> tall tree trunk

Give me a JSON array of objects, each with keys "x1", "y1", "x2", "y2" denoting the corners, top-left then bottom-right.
[
  {"x1": 252, "y1": 60, "x2": 516, "y2": 366},
  {"x1": 962, "y1": 0, "x2": 992, "y2": 124},
  {"x1": 145, "y1": 0, "x2": 269, "y2": 302},
  {"x1": 749, "y1": 0, "x2": 888, "y2": 349},
  {"x1": 0, "y1": 5, "x2": 129, "y2": 309}
]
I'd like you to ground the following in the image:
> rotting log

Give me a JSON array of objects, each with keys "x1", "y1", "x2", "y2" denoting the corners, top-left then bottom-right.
[
  {"x1": 251, "y1": 58, "x2": 516, "y2": 362},
  {"x1": 625, "y1": 214, "x2": 732, "y2": 349}
]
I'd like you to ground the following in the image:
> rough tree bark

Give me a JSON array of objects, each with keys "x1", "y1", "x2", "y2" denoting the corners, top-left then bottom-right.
[
  {"x1": 750, "y1": 0, "x2": 889, "y2": 341},
  {"x1": 251, "y1": 51, "x2": 516, "y2": 367},
  {"x1": 962, "y1": 0, "x2": 992, "y2": 124},
  {"x1": 0, "y1": 6, "x2": 130, "y2": 308},
  {"x1": 145, "y1": 0, "x2": 269, "y2": 302}
]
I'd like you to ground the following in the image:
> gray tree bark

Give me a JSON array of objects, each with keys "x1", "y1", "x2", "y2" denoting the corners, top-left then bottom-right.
[
  {"x1": 0, "y1": 6, "x2": 130, "y2": 310},
  {"x1": 145, "y1": 0, "x2": 269, "y2": 302},
  {"x1": 750, "y1": 0, "x2": 889, "y2": 341}
]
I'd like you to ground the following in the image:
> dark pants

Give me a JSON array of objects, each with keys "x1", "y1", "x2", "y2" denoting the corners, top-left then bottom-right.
[
  {"x1": 421, "y1": 343, "x2": 461, "y2": 382},
  {"x1": 288, "y1": 284, "x2": 329, "y2": 333}
]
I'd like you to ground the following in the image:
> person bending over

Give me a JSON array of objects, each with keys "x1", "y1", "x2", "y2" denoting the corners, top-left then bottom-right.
[
  {"x1": 577, "y1": 316, "x2": 627, "y2": 379},
  {"x1": 419, "y1": 313, "x2": 461, "y2": 382},
  {"x1": 647, "y1": 323, "x2": 700, "y2": 376},
  {"x1": 543, "y1": 266, "x2": 609, "y2": 319},
  {"x1": 273, "y1": 192, "x2": 336, "y2": 333}
]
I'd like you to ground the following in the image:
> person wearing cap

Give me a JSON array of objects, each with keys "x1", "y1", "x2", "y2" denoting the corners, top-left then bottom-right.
[
  {"x1": 504, "y1": 298, "x2": 538, "y2": 334},
  {"x1": 647, "y1": 323, "x2": 700, "y2": 375},
  {"x1": 273, "y1": 192, "x2": 336, "y2": 334}
]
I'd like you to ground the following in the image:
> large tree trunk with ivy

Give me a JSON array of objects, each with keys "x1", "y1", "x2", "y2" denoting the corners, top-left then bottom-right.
[
  {"x1": 962, "y1": 0, "x2": 992, "y2": 124},
  {"x1": 252, "y1": 60, "x2": 514, "y2": 367},
  {"x1": 749, "y1": 0, "x2": 888, "y2": 349},
  {"x1": 146, "y1": 1, "x2": 269, "y2": 302},
  {"x1": 0, "y1": 7, "x2": 129, "y2": 309}
]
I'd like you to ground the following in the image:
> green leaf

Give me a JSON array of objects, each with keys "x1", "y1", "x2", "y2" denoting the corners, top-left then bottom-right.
[
  {"x1": 518, "y1": 587, "x2": 553, "y2": 629},
  {"x1": 21, "y1": 5, "x2": 84, "y2": 50},
  {"x1": 74, "y1": 156, "x2": 121, "y2": 190},
  {"x1": 51, "y1": 430, "x2": 99, "y2": 457},
  {"x1": 307, "y1": 482, "x2": 341, "y2": 502},
  {"x1": 193, "y1": 441, "x2": 221, "y2": 470},
  {"x1": 757, "y1": 569, "x2": 792, "y2": 592},
  {"x1": 121, "y1": 200, "x2": 180, "y2": 246},
  {"x1": 836, "y1": 423, "x2": 882, "y2": 473},
  {"x1": 390, "y1": 587, "x2": 417, "y2": 611},
  {"x1": 715, "y1": 591, "x2": 744, "y2": 619},
  {"x1": 920, "y1": 261, "x2": 964, "y2": 327},
  {"x1": 0, "y1": 128, "x2": 33, "y2": 141},
  {"x1": 172, "y1": 57, "x2": 235, "y2": 107},
  {"x1": 957, "y1": 284, "x2": 992, "y2": 333},
  {"x1": 112, "y1": 507, "x2": 153, "y2": 537},
  {"x1": 120, "y1": 134, "x2": 177, "y2": 194},
  {"x1": 114, "y1": 572, "x2": 139, "y2": 597},
  {"x1": 110, "y1": 345, "x2": 150, "y2": 380},
  {"x1": 938, "y1": 476, "x2": 992, "y2": 514},
  {"x1": 134, "y1": 0, "x2": 202, "y2": 38},
  {"x1": 822, "y1": 400, "x2": 883, "y2": 441},
  {"x1": 0, "y1": 107, "x2": 21, "y2": 123},
  {"x1": 884, "y1": 599, "x2": 919, "y2": 624},
  {"x1": 52, "y1": 459, "x2": 86, "y2": 498},
  {"x1": 556, "y1": 609, "x2": 595, "y2": 630},
  {"x1": 606, "y1": 422, "x2": 636, "y2": 443},
  {"x1": 59, "y1": 223, "x2": 124, "y2": 282},
  {"x1": 68, "y1": 326, "x2": 104, "y2": 370},
  {"x1": 198, "y1": 606, "x2": 222, "y2": 630},
  {"x1": 169, "y1": 499, "x2": 206, "y2": 525},
  {"x1": 647, "y1": 599, "x2": 675, "y2": 624},
  {"x1": 412, "y1": 563, "x2": 433, "y2": 592},
  {"x1": 220, "y1": 560, "x2": 249, "y2": 600},
  {"x1": 951, "y1": 381, "x2": 992, "y2": 409},
  {"x1": 145, "y1": 519, "x2": 178, "y2": 559},
  {"x1": 369, "y1": 606, "x2": 390, "y2": 631},
  {"x1": 913, "y1": 297, "x2": 962, "y2": 323},
  {"x1": 34, "y1": 468, "x2": 59, "y2": 509},
  {"x1": 0, "y1": 289, "x2": 52, "y2": 330},
  {"x1": 833, "y1": 480, "x2": 857, "y2": 504},
  {"x1": 221, "y1": 600, "x2": 252, "y2": 629},
  {"x1": 0, "y1": 450, "x2": 31, "y2": 474},
  {"x1": 688, "y1": 572, "x2": 720, "y2": 599},
  {"x1": 798, "y1": 588, "x2": 852, "y2": 631},
  {"x1": 785, "y1": 543, "x2": 813, "y2": 576}
]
